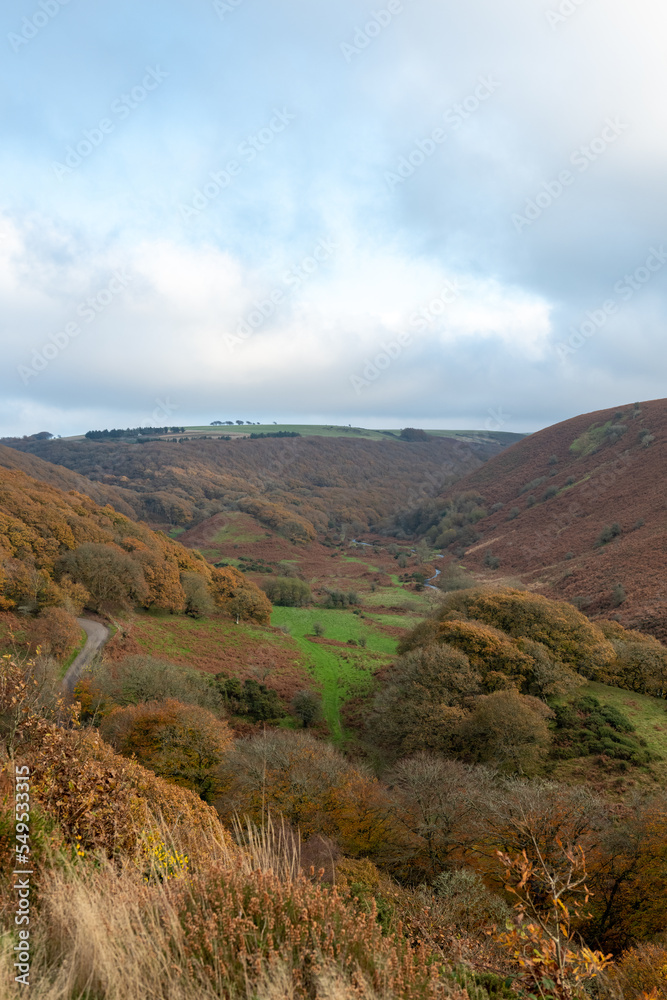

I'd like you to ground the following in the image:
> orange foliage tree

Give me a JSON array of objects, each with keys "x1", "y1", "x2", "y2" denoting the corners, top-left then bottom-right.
[
  {"x1": 100, "y1": 698, "x2": 233, "y2": 802},
  {"x1": 215, "y1": 730, "x2": 394, "y2": 857}
]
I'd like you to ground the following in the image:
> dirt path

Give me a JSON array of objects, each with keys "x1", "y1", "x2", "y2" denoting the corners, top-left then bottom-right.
[{"x1": 63, "y1": 618, "x2": 110, "y2": 694}]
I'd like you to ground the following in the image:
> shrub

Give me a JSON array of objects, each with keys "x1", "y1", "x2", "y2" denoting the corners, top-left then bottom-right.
[
  {"x1": 100, "y1": 698, "x2": 233, "y2": 802},
  {"x1": 262, "y1": 576, "x2": 312, "y2": 607},
  {"x1": 610, "y1": 942, "x2": 667, "y2": 999},
  {"x1": 458, "y1": 690, "x2": 553, "y2": 775},
  {"x1": 215, "y1": 675, "x2": 285, "y2": 721},
  {"x1": 612, "y1": 582, "x2": 627, "y2": 607},
  {"x1": 595, "y1": 522, "x2": 622, "y2": 547},
  {"x1": 84, "y1": 655, "x2": 224, "y2": 715},
  {"x1": 565, "y1": 551, "x2": 575, "y2": 560},
  {"x1": 506, "y1": 507, "x2": 520, "y2": 521},
  {"x1": 438, "y1": 564, "x2": 475, "y2": 593},
  {"x1": 548, "y1": 454, "x2": 559, "y2": 465},
  {"x1": 291, "y1": 689, "x2": 323, "y2": 728},
  {"x1": 542, "y1": 486, "x2": 559, "y2": 501},
  {"x1": 322, "y1": 589, "x2": 360, "y2": 608},
  {"x1": 519, "y1": 476, "x2": 546, "y2": 495},
  {"x1": 483, "y1": 551, "x2": 500, "y2": 570},
  {"x1": 431, "y1": 867, "x2": 510, "y2": 931},
  {"x1": 551, "y1": 695, "x2": 653, "y2": 765}
]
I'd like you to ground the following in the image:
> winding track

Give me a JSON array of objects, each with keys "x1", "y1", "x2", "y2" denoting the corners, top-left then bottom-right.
[{"x1": 62, "y1": 618, "x2": 110, "y2": 695}]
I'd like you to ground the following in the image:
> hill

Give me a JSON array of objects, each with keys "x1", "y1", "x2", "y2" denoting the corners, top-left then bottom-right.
[
  {"x1": 0, "y1": 462, "x2": 270, "y2": 653},
  {"x1": 0, "y1": 442, "x2": 144, "y2": 520},
  {"x1": 2, "y1": 429, "x2": 518, "y2": 539},
  {"x1": 393, "y1": 397, "x2": 667, "y2": 638}
]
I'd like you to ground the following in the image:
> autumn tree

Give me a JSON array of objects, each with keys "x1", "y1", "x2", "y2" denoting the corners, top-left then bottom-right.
[
  {"x1": 598, "y1": 619, "x2": 667, "y2": 697},
  {"x1": 58, "y1": 542, "x2": 147, "y2": 611},
  {"x1": 27, "y1": 607, "x2": 81, "y2": 660},
  {"x1": 214, "y1": 729, "x2": 394, "y2": 857},
  {"x1": 458, "y1": 689, "x2": 554, "y2": 775},
  {"x1": 100, "y1": 698, "x2": 232, "y2": 801},
  {"x1": 368, "y1": 643, "x2": 481, "y2": 761},
  {"x1": 209, "y1": 566, "x2": 272, "y2": 624},
  {"x1": 404, "y1": 588, "x2": 614, "y2": 679}
]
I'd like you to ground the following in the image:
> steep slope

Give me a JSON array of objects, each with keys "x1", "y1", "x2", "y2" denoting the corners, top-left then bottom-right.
[
  {"x1": 0, "y1": 443, "x2": 142, "y2": 519},
  {"x1": 3, "y1": 433, "x2": 511, "y2": 537},
  {"x1": 401, "y1": 398, "x2": 667, "y2": 637},
  {"x1": 0, "y1": 463, "x2": 269, "y2": 621}
]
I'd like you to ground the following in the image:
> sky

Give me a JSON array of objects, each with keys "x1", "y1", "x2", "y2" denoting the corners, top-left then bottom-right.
[{"x1": 2, "y1": 0, "x2": 667, "y2": 437}]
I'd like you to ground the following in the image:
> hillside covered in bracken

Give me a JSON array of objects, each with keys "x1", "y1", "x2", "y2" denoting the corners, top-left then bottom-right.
[
  {"x1": 2, "y1": 432, "x2": 512, "y2": 540},
  {"x1": 392, "y1": 398, "x2": 667, "y2": 639}
]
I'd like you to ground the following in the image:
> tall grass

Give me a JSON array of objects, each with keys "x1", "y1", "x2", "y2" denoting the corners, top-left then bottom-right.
[{"x1": 1, "y1": 814, "x2": 445, "y2": 1000}]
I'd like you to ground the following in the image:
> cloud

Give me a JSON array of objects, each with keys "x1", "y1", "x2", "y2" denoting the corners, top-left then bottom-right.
[{"x1": 1, "y1": 0, "x2": 667, "y2": 435}]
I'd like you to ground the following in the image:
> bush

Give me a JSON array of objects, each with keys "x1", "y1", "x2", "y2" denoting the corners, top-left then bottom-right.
[
  {"x1": 215, "y1": 675, "x2": 285, "y2": 721},
  {"x1": 322, "y1": 589, "x2": 360, "y2": 608},
  {"x1": 84, "y1": 655, "x2": 224, "y2": 715},
  {"x1": 291, "y1": 689, "x2": 323, "y2": 728},
  {"x1": 431, "y1": 867, "x2": 510, "y2": 931},
  {"x1": 100, "y1": 698, "x2": 233, "y2": 801},
  {"x1": 438, "y1": 564, "x2": 475, "y2": 593},
  {"x1": 506, "y1": 507, "x2": 520, "y2": 521},
  {"x1": 612, "y1": 582, "x2": 626, "y2": 606},
  {"x1": 551, "y1": 695, "x2": 653, "y2": 765},
  {"x1": 262, "y1": 576, "x2": 312, "y2": 607},
  {"x1": 595, "y1": 522, "x2": 622, "y2": 547},
  {"x1": 483, "y1": 551, "x2": 500, "y2": 570},
  {"x1": 609, "y1": 941, "x2": 667, "y2": 999}
]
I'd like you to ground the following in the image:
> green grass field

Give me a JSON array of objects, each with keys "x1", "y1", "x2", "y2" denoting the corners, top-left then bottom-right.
[
  {"x1": 270, "y1": 607, "x2": 397, "y2": 741},
  {"x1": 578, "y1": 681, "x2": 667, "y2": 760}
]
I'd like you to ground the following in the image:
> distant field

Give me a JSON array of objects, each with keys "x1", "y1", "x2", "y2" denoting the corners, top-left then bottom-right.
[
  {"x1": 57, "y1": 423, "x2": 525, "y2": 444},
  {"x1": 270, "y1": 606, "x2": 398, "y2": 741}
]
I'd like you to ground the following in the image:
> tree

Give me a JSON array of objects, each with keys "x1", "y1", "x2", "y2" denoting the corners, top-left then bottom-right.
[
  {"x1": 180, "y1": 571, "x2": 215, "y2": 616},
  {"x1": 100, "y1": 698, "x2": 232, "y2": 802},
  {"x1": 291, "y1": 689, "x2": 323, "y2": 728},
  {"x1": 58, "y1": 542, "x2": 147, "y2": 611},
  {"x1": 459, "y1": 690, "x2": 553, "y2": 775},
  {"x1": 262, "y1": 576, "x2": 311, "y2": 607},
  {"x1": 369, "y1": 643, "x2": 480, "y2": 761},
  {"x1": 28, "y1": 607, "x2": 81, "y2": 660},
  {"x1": 214, "y1": 729, "x2": 393, "y2": 856}
]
